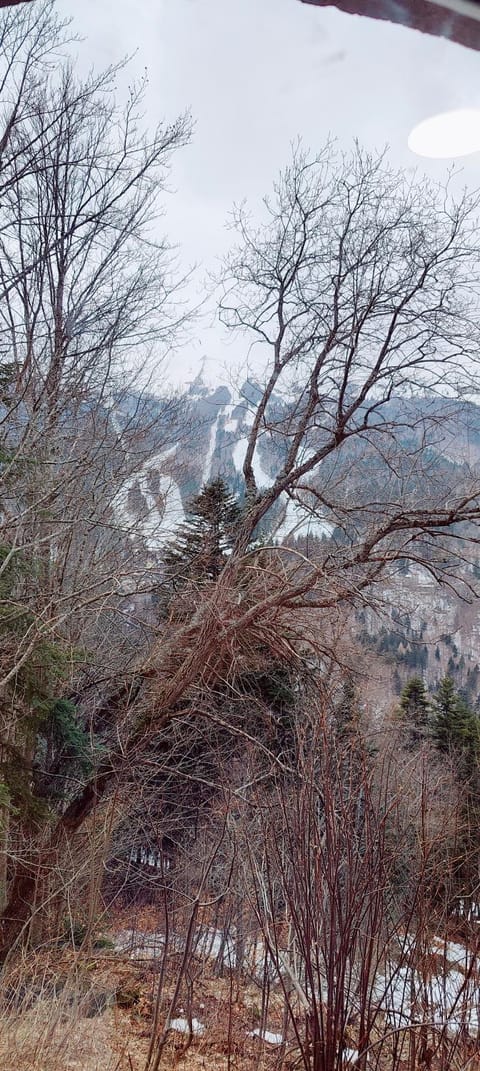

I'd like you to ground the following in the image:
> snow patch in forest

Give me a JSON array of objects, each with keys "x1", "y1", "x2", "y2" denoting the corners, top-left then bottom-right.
[
  {"x1": 341, "y1": 1050, "x2": 359, "y2": 1067},
  {"x1": 113, "y1": 926, "x2": 479, "y2": 1037},
  {"x1": 114, "y1": 925, "x2": 271, "y2": 978},
  {"x1": 168, "y1": 1017, "x2": 205, "y2": 1036},
  {"x1": 146, "y1": 443, "x2": 177, "y2": 469},
  {"x1": 252, "y1": 449, "x2": 274, "y2": 488},
  {"x1": 114, "y1": 930, "x2": 166, "y2": 957},
  {"x1": 409, "y1": 564, "x2": 435, "y2": 588},
  {"x1": 110, "y1": 410, "x2": 124, "y2": 442},
  {"x1": 144, "y1": 474, "x2": 184, "y2": 545},
  {"x1": 430, "y1": 936, "x2": 473, "y2": 967},
  {"x1": 249, "y1": 1029, "x2": 283, "y2": 1045},
  {"x1": 374, "y1": 963, "x2": 480, "y2": 1035},
  {"x1": 194, "y1": 927, "x2": 236, "y2": 964}
]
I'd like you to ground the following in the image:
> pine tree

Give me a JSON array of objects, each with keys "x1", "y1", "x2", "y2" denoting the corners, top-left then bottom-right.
[
  {"x1": 399, "y1": 675, "x2": 430, "y2": 748},
  {"x1": 430, "y1": 676, "x2": 480, "y2": 776},
  {"x1": 430, "y1": 676, "x2": 480, "y2": 904},
  {"x1": 159, "y1": 478, "x2": 242, "y2": 605},
  {"x1": 336, "y1": 676, "x2": 360, "y2": 741}
]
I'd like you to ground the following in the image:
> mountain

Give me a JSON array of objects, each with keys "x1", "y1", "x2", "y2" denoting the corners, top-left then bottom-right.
[
  {"x1": 109, "y1": 375, "x2": 480, "y2": 694},
  {"x1": 111, "y1": 373, "x2": 335, "y2": 552}
]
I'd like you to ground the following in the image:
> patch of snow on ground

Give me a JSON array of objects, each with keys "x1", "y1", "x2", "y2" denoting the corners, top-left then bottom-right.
[
  {"x1": 112, "y1": 444, "x2": 184, "y2": 549},
  {"x1": 249, "y1": 1029, "x2": 283, "y2": 1045},
  {"x1": 430, "y1": 936, "x2": 472, "y2": 968},
  {"x1": 341, "y1": 1051, "x2": 359, "y2": 1067},
  {"x1": 110, "y1": 410, "x2": 124, "y2": 442},
  {"x1": 146, "y1": 444, "x2": 177, "y2": 468},
  {"x1": 114, "y1": 930, "x2": 166, "y2": 958},
  {"x1": 114, "y1": 925, "x2": 264, "y2": 973},
  {"x1": 374, "y1": 962, "x2": 480, "y2": 1035},
  {"x1": 113, "y1": 925, "x2": 479, "y2": 1035},
  {"x1": 410, "y1": 564, "x2": 435, "y2": 588},
  {"x1": 168, "y1": 1018, "x2": 205, "y2": 1036},
  {"x1": 194, "y1": 927, "x2": 236, "y2": 965},
  {"x1": 141, "y1": 473, "x2": 184, "y2": 547},
  {"x1": 299, "y1": 445, "x2": 317, "y2": 465}
]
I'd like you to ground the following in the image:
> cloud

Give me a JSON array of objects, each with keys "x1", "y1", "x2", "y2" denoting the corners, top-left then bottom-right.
[{"x1": 55, "y1": 0, "x2": 480, "y2": 386}]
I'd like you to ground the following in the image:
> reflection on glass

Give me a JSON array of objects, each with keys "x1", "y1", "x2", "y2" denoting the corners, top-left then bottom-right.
[{"x1": 409, "y1": 108, "x2": 480, "y2": 159}]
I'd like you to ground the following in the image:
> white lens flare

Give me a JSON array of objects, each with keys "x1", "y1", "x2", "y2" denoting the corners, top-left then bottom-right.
[{"x1": 408, "y1": 109, "x2": 480, "y2": 160}]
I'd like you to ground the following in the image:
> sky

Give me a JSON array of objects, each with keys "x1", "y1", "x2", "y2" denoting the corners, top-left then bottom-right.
[{"x1": 55, "y1": 0, "x2": 480, "y2": 389}]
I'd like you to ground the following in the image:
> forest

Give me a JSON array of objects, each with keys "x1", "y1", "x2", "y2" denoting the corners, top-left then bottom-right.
[{"x1": 1, "y1": 2, "x2": 480, "y2": 1069}]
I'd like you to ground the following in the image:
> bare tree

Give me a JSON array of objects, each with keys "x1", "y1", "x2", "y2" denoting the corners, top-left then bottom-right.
[
  {"x1": 218, "y1": 145, "x2": 480, "y2": 585},
  {"x1": 0, "y1": 0, "x2": 191, "y2": 951},
  {"x1": 0, "y1": 0, "x2": 191, "y2": 647},
  {"x1": 243, "y1": 695, "x2": 480, "y2": 1071}
]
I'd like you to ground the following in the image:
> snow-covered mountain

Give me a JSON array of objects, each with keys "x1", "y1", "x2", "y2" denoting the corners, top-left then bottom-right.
[
  {"x1": 110, "y1": 373, "x2": 335, "y2": 551},
  {"x1": 111, "y1": 374, "x2": 480, "y2": 550},
  {"x1": 109, "y1": 375, "x2": 480, "y2": 693}
]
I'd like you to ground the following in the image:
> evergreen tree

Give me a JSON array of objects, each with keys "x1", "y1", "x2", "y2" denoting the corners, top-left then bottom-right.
[
  {"x1": 160, "y1": 478, "x2": 242, "y2": 603},
  {"x1": 430, "y1": 676, "x2": 480, "y2": 777},
  {"x1": 336, "y1": 676, "x2": 360, "y2": 742},
  {"x1": 430, "y1": 676, "x2": 480, "y2": 904},
  {"x1": 399, "y1": 675, "x2": 430, "y2": 748}
]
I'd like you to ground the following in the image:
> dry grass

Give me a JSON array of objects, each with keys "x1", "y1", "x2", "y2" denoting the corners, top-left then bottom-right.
[
  {"x1": 1, "y1": 912, "x2": 480, "y2": 1071},
  {"x1": 0, "y1": 933, "x2": 285, "y2": 1071},
  {"x1": 0, "y1": 1002, "x2": 122, "y2": 1071}
]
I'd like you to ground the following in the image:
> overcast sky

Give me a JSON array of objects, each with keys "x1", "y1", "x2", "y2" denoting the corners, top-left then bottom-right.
[{"x1": 56, "y1": 0, "x2": 480, "y2": 389}]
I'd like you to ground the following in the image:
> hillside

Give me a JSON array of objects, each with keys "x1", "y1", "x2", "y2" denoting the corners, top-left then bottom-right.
[{"x1": 109, "y1": 376, "x2": 480, "y2": 691}]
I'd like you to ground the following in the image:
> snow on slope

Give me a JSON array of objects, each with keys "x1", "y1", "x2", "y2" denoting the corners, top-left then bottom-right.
[
  {"x1": 168, "y1": 1018, "x2": 205, "y2": 1036},
  {"x1": 203, "y1": 414, "x2": 220, "y2": 483},
  {"x1": 155, "y1": 474, "x2": 185, "y2": 540},
  {"x1": 373, "y1": 962, "x2": 479, "y2": 1035},
  {"x1": 232, "y1": 437, "x2": 248, "y2": 475},
  {"x1": 273, "y1": 494, "x2": 334, "y2": 543},
  {"x1": 232, "y1": 432, "x2": 332, "y2": 540},
  {"x1": 113, "y1": 444, "x2": 185, "y2": 550},
  {"x1": 241, "y1": 406, "x2": 255, "y2": 427},
  {"x1": 111, "y1": 382, "x2": 335, "y2": 552},
  {"x1": 232, "y1": 437, "x2": 273, "y2": 488},
  {"x1": 252, "y1": 447, "x2": 274, "y2": 488},
  {"x1": 222, "y1": 401, "x2": 241, "y2": 433}
]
